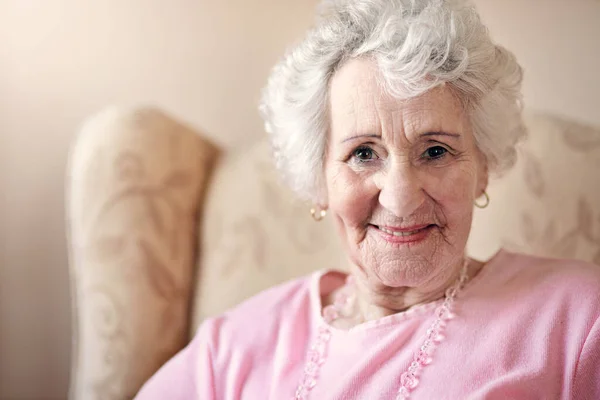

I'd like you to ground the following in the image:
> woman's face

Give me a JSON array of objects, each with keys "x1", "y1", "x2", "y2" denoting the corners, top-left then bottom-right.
[{"x1": 325, "y1": 58, "x2": 488, "y2": 292}]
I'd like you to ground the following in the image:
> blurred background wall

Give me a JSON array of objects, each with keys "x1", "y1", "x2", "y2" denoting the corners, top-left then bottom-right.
[{"x1": 1, "y1": 0, "x2": 598, "y2": 398}]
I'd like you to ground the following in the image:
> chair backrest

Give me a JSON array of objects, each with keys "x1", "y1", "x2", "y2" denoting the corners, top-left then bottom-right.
[
  {"x1": 467, "y1": 112, "x2": 600, "y2": 263},
  {"x1": 67, "y1": 107, "x2": 218, "y2": 400},
  {"x1": 68, "y1": 107, "x2": 600, "y2": 400},
  {"x1": 190, "y1": 140, "x2": 345, "y2": 332},
  {"x1": 190, "y1": 111, "x2": 600, "y2": 333}
]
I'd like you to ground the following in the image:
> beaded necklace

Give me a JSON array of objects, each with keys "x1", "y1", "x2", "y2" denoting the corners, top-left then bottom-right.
[{"x1": 293, "y1": 261, "x2": 469, "y2": 400}]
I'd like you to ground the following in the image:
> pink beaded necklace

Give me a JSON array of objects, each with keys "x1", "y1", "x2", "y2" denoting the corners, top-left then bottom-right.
[{"x1": 293, "y1": 261, "x2": 469, "y2": 400}]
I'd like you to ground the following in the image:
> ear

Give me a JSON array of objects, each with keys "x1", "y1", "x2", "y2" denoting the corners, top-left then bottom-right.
[
  {"x1": 315, "y1": 200, "x2": 329, "y2": 212},
  {"x1": 476, "y1": 158, "x2": 489, "y2": 198},
  {"x1": 315, "y1": 175, "x2": 329, "y2": 210}
]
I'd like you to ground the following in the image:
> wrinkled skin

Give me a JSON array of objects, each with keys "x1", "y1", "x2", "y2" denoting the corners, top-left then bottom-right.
[{"x1": 324, "y1": 58, "x2": 488, "y2": 321}]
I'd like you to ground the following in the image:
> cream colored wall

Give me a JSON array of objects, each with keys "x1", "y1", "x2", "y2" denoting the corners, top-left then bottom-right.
[
  {"x1": 0, "y1": 0, "x2": 598, "y2": 399},
  {"x1": 474, "y1": 0, "x2": 600, "y2": 127},
  {"x1": 0, "y1": 1, "x2": 319, "y2": 398}
]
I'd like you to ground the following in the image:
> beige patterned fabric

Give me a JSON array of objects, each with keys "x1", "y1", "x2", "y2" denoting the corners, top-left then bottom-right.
[
  {"x1": 468, "y1": 112, "x2": 600, "y2": 264},
  {"x1": 190, "y1": 141, "x2": 346, "y2": 332},
  {"x1": 67, "y1": 107, "x2": 219, "y2": 400},
  {"x1": 193, "y1": 111, "x2": 600, "y2": 331},
  {"x1": 67, "y1": 108, "x2": 599, "y2": 399}
]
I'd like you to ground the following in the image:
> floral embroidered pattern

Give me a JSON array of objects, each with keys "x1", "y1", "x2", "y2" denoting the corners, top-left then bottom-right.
[
  {"x1": 70, "y1": 108, "x2": 599, "y2": 400},
  {"x1": 500, "y1": 113, "x2": 600, "y2": 265},
  {"x1": 68, "y1": 107, "x2": 217, "y2": 400}
]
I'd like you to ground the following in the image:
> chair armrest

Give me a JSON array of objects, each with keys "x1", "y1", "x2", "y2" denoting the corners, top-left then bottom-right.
[{"x1": 66, "y1": 106, "x2": 219, "y2": 400}]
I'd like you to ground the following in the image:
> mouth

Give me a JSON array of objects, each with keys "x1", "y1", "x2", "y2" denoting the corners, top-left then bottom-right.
[{"x1": 371, "y1": 224, "x2": 436, "y2": 243}]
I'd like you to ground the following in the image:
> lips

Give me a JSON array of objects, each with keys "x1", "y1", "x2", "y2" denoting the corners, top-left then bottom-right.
[
  {"x1": 372, "y1": 224, "x2": 435, "y2": 243},
  {"x1": 378, "y1": 225, "x2": 431, "y2": 237}
]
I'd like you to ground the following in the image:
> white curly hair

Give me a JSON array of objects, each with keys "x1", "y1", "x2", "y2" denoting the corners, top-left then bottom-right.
[{"x1": 259, "y1": 0, "x2": 526, "y2": 204}]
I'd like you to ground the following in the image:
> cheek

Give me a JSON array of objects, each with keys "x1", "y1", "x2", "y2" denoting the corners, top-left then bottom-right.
[
  {"x1": 326, "y1": 164, "x2": 376, "y2": 225},
  {"x1": 426, "y1": 165, "x2": 477, "y2": 222}
]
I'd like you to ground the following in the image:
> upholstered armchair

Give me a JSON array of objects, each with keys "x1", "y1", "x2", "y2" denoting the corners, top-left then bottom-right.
[{"x1": 66, "y1": 106, "x2": 600, "y2": 399}]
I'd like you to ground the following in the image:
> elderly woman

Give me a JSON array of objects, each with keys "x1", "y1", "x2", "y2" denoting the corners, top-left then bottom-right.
[{"x1": 136, "y1": 0, "x2": 600, "y2": 399}]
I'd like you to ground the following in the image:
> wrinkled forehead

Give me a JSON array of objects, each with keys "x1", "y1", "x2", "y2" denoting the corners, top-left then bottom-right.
[{"x1": 328, "y1": 58, "x2": 469, "y2": 139}]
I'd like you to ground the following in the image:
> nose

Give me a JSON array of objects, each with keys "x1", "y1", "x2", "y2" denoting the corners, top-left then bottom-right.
[{"x1": 377, "y1": 161, "x2": 426, "y2": 218}]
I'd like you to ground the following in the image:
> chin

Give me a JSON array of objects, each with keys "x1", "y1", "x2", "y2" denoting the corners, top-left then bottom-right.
[
  {"x1": 354, "y1": 229, "x2": 453, "y2": 287},
  {"x1": 374, "y1": 258, "x2": 440, "y2": 287}
]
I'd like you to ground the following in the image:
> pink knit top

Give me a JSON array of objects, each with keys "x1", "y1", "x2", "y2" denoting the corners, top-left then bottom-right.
[{"x1": 135, "y1": 250, "x2": 600, "y2": 399}]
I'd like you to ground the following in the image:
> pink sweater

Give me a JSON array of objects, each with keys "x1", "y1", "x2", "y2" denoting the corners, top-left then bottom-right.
[{"x1": 135, "y1": 250, "x2": 600, "y2": 399}]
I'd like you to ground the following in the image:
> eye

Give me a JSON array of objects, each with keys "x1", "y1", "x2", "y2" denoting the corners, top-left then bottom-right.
[
  {"x1": 424, "y1": 146, "x2": 448, "y2": 160},
  {"x1": 352, "y1": 146, "x2": 377, "y2": 162}
]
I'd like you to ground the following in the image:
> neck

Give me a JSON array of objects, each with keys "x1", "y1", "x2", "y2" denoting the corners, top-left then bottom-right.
[
  {"x1": 327, "y1": 258, "x2": 484, "y2": 326},
  {"x1": 353, "y1": 267, "x2": 460, "y2": 322}
]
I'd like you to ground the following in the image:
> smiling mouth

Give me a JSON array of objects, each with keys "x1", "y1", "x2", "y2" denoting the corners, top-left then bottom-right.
[{"x1": 373, "y1": 224, "x2": 436, "y2": 237}]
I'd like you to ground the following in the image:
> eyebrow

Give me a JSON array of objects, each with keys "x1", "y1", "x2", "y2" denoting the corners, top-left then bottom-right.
[
  {"x1": 420, "y1": 131, "x2": 461, "y2": 139},
  {"x1": 341, "y1": 131, "x2": 461, "y2": 143},
  {"x1": 341, "y1": 133, "x2": 381, "y2": 143}
]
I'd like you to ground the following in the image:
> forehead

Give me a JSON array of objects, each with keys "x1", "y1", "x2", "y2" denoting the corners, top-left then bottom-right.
[{"x1": 328, "y1": 58, "x2": 468, "y2": 138}]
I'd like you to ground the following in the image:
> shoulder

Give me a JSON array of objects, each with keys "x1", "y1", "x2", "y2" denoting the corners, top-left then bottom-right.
[
  {"x1": 500, "y1": 250, "x2": 600, "y2": 290},
  {"x1": 485, "y1": 249, "x2": 600, "y2": 311},
  {"x1": 193, "y1": 270, "x2": 321, "y2": 350},
  {"x1": 136, "y1": 274, "x2": 321, "y2": 399},
  {"x1": 225, "y1": 270, "x2": 320, "y2": 322}
]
